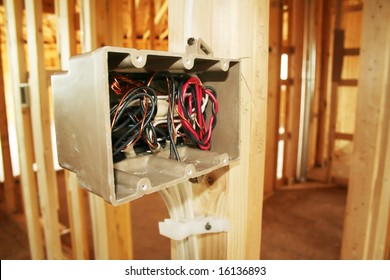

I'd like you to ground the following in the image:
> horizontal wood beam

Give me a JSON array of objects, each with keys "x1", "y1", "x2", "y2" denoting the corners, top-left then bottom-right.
[
  {"x1": 343, "y1": 48, "x2": 360, "y2": 56},
  {"x1": 281, "y1": 46, "x2": 295, "y2": 54},
  {"x1": 338, "y1": 79, "x2": 358, "y2": 86},
  {"x1": 343, "y1": 3, "x2": 363, "y2": 13},
  {"x1": 335, "y1": 132, "x2": 353, "y2": 141},
  {"x1": 281, "y1": 78, "x2": 294, "y2": 86}
]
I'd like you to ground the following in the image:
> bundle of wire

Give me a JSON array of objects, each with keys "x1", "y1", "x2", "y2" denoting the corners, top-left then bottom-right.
[{"x1": 109, "y1": 72, "x2": 219, "y2": 162}]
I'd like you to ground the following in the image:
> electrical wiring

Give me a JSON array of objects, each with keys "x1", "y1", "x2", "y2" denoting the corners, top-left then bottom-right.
[
  {"x1": 176, "y1": 77, "x2": 218, "y2": 150},
  {"x1": 110, "y1": 86, "x2": 157, "y2": 157},
  {"x1": 109, "y1": 71, "x2": 219, "y2": 162}
]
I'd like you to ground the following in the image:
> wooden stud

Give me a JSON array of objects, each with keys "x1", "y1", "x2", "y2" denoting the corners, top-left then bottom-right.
[
  {"x1": 284, "y1": 0, "x2": 304, "y2": 184},
  {"x1": 264, "y1": 0, "x2": 282, "y2": 197},
  {"x1": 79, "y1": 0, "x2": 133, "y2": 259},
  {"x1": 102, "y1": 0, "x2": 134, "y2": 259},
  {"x1": 105, "y1": 203, "x2": 133, "y2": 259},
  {"x1": 79, "y1": 0, "x2": 109, "y2": 260},
  {"x1": 307, "y1": 0, "x2": 324, "y2": 171},
  {"x1": 168, "y1": 0, "x2": 268, "y2": 259},
  {"x1": 341, "y1": 0, "x2": 390, "y2": 260},
  {"x1": 55, "y1": 0, "x2": 77, "y2": 69},
  {"x1": 315, "y1": 0, "x2": 332, "y2": 166},
  {"x1": 0, "y1": 33, "x2": 16, "y2": 213},
  {"x1": 25, "y1": 0, "x2": 63, "y2": 259},
  {"x1": 326, "y1": 0, "x2": 343, "y2": 182},
  {"x1": 4, "y1": 0, "x2": 45, "y2": 259},
  {"x1": 64, "y1": 172, "x2": 90, "y2": 259},
  {"x1": 55, "y1": 0, "x2": 90, "y2": 260}
]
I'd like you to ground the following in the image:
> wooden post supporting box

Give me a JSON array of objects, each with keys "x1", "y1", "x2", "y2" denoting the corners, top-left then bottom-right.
[
  {"x1": 168, "y1": 0, "x2": 269, "y2": 259},
  {"x1": 341, "y1": 0, "x2": 390, "y2": 260}
]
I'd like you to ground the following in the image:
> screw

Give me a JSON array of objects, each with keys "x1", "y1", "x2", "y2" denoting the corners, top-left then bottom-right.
[
  {"x1": 206, "y1": 176, "x2": 214, "y2": 185},
  {"x1": 205, "y1": 223, "x2": 212, "y2": 231},
  {"x1": 187, "y1": 37, "x2": 195, "y2": 46}
]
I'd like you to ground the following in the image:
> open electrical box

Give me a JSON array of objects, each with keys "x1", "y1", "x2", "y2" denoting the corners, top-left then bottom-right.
[{"x1": 52, "y1": 43, "x2": 240, "y2": 205}]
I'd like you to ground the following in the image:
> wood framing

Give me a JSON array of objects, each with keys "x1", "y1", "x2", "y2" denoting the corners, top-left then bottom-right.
[
  {"x1": 0, "y1": 35, "x2": 16, "y2": 213},
  {"x1": 307, "y1": 0, "x2": 324, "y2": 170},
  {"x1": 326, "y1": 0, "x2": 343, "y2": 182},
  {"x1": 341, "y1": 0, "x2": 390, "y2": 260},
  {"x1": 326, "y1": 1, "x2": 363, "y2": 182},
  {"x1": 55, "y1": 0, "x2": 90, "y2": 260},
  {"x1": 284, "y1": 0, "x2": 304, "y2": 184},
  {"x1": 4, "y1": 0, "x2": 45, "y2": 260},
  {"x1": 168, "y1": 0, "x2": 268, "y2": 259},
  {"x1": 264, "y1": 0, "x2": 282, "y2": 197},
  {"x1": 25, "y1": 0, "x2": 63, "y2": 259},
  {"x1": 79, "y1": 0, "x2": 133, "y2": 260},
  {"x1": 315, "y1": 0, "x2": 333, "y2": 166}
]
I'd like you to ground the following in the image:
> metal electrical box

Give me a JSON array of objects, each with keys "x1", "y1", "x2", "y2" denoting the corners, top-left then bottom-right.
[{"x1": 52, "y1": 46, "x2": 240, "y2": 205}]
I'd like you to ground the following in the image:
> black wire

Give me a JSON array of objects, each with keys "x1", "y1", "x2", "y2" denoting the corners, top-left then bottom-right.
[
  {"x1": 110, "y1": 72, "x2": 218, "y2": 160},
  {"x1": 111, "y1": 87, "x2": 157, "y2": 156},
  {"x1": 166, "y1": 72, "x2": 180, "y2": 161}
]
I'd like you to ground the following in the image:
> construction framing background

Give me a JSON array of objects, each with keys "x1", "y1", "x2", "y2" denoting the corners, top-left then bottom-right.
[{"x1": 0, "y1": 0, "x2": 389, "y2": 260}]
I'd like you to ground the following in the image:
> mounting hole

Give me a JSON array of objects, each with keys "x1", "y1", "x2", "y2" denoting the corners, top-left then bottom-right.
[
  {"x1": 187, "y1": 169, "x2": 193, "y2": 176},
  {"x1": 140, "y1": 184, "x2": 148, "y2": 191},
  {"x1": 223, "y1": 61, "x2": 228, "y2": 68},
  {"x1": 186, "y1": 58, "x2": 191, "y2": 64},
  {"x1": 136, "y1": 56, "x2": 142, "y2": 62}
]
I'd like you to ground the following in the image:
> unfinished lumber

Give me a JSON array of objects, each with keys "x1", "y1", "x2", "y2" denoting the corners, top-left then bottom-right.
[
  {"x1": 284, "y1": 0, "x2": 304, "y2": 184},
  {"x1": 264, "y1": 0, "x2": 282, "y2": 197},
  {"x1": 55, "y1": 0, "x2": 90, "y2": 260},
  {"x1": 0, "y1": 35, "x2": 16, "y2": 213},
  {"x1": 4, "y1": 0, "x2": 45, "y2": 259},
  {"x1": 101, "y1": 0, "x2": 134, "y2": 260},
  {"x1": 79, "y1": 0, "x2": 109, "y2": 260},
  {"x1": 168, "y1": 0, "x2": 268, "y2": 259},
  {"x1": 80, "y1": 0, "x2": 133, "y2": 259},
  {"x1": 315, "y1": 0, "x2": 332, "y2": 166},
  {"x1": 341, "y1": 0, "x2": 390, "y2": 260},
  {"x1": 326, "y1": 0, "x2": 343, "y2": 183},
  {"x1": 25, "y1": 0, "x2": 62, "y2": 259},
  {"x1": 307, "y1": 0, "x2": 324, "y2": 171}
]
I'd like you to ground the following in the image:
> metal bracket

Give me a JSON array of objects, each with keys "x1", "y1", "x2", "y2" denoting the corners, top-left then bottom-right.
[
  {"x1": 20, "y1": 83, "x2": 30, "y2": 107},
  {"x1": 185, "y1": 37, "x2": 214, "y2": 57}
]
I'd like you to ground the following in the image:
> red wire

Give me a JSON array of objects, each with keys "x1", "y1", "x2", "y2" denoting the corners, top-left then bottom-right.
[{"x1": 177, "y1": 77, "x2": 218, "y2": 150}]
